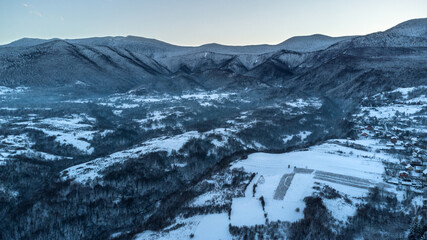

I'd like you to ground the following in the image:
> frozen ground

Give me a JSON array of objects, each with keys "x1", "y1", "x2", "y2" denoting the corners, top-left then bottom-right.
[{"x1": 134, "y1": 213, "x2": 231, "y2": 240}]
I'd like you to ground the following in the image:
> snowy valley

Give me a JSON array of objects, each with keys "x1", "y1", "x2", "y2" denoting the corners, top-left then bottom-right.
[
  {"x1": 137, "y1": 86, "x2": 426, "y2": 240},
  {"x1": 0, "y1": 18, "x2": 426, "y2": 240}
]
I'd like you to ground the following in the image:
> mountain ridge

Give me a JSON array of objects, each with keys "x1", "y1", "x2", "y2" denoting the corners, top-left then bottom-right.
[
  {"x1": 2, "y1": 34, "x2": 353, "y2": 53},
  {"x1": 0, "y1": 18, "x2": 426, "y2": 97}
]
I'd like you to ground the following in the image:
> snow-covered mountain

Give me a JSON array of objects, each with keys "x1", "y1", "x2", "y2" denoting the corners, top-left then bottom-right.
[
  {"x1": 277, "y1": 34, "x2": 354, "y2": 52},
  {"x1": 1, "y1": 18, "x2": 425, "y2": 97},
  {"x1": 386, "y1": 18, "x2": 427, "y2": 37},
  {"x1": 2, "y1": 34, "x2": 352, "y2": 55}
]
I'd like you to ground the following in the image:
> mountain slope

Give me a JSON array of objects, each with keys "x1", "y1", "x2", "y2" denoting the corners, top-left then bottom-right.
[
  {"x1": 287, "y1": 18, "x2": 427, "y2": 97},
  {"x1": 0, "y1": 18, "x2": 426, "y2": 96}
]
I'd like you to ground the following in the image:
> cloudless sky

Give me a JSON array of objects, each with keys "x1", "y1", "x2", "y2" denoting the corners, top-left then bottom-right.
[{"x1": 0, "y1": 0, "x2": 426, "y2": 46}]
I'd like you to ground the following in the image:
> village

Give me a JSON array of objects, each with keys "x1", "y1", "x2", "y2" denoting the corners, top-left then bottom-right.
[
  {"x1": 353, "y1": 87, "x2": 426, "y2": 210},
  {"x1": 358, "y1": 123, "x2": 425, "y2": 188}
]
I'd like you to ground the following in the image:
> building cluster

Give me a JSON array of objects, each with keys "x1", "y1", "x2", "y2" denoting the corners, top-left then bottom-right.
[{"x1": 355, "y1": 93, "x2": 426, "y2": 191}]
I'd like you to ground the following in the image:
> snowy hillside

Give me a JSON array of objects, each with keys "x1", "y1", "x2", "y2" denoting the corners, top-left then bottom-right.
[{"x1": 386, "y1": 18, "x2": 427, "y2": 37}]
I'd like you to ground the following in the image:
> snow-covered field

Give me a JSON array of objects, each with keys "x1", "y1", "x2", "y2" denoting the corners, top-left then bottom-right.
[
  {"x1": 228, "y1": 141, "x2": 385, "y2": 226},
  {"x1": 135, "y1": 213, "x2": 232, "y2": 240}
]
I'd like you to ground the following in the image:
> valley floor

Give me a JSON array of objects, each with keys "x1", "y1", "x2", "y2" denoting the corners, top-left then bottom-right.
[{"x1": 0, "y1": 85, "x2": 425, "y2": 240}]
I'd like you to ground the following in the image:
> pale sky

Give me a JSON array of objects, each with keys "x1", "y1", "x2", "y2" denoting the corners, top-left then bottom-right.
[{"x1": 0, "y1": 0, "x2": 426, "y2": 46}]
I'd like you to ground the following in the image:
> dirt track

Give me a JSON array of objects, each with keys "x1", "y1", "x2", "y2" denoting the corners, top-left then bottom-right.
[{"x1": 274, "y1": 173, "x2": 295, "y2": 200}]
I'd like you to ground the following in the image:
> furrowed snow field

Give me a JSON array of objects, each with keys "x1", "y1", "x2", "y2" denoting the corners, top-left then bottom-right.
[{"x1": 228, "y1": 141, "x2": 385, "y2": 226}]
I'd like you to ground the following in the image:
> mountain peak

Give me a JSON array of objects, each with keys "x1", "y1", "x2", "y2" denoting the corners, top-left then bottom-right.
[
  {"x1": 386, "y1": 18, "x2": 427, "y2": 37},
  {"x1": 278, "y1": 34, "x2": 356, "y2": 52}
]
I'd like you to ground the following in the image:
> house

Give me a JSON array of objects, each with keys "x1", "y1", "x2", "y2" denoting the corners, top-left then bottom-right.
[
  {"x1": 361, "y1": 132, "x2": 369, "y2": 137},
  {"x1": 366, "y1": 125, "x2": 373, "y2": 131},
  {"x1": 391, "y1": 137, "x2": 398, "y2": 144},
  {"x1": 399, "y1": 171, "x2": 409, "y2": 178},
  {"x1": 411, "y1": 159, "x2": 422, "y2": 166},
  {"x1": 405, "y1": 164, "x2": 413, "y2": 171},
  {"x1": 414, "y1": 166, "x2": 424, "y2": 173}
]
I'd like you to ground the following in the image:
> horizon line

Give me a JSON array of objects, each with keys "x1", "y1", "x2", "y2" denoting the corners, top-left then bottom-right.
[{"x1": 1, "y1": 17, "x2": 423, "y2": 48}]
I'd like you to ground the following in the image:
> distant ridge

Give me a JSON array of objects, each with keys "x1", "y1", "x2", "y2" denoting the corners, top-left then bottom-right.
[
  {"x1": 0, "y1": 18, "x2": 426, "y2": 97},
  {"x1": 277, "y1": 34, "x2": 355, "y2": 52},
  {"x1": 3, "y1": 33, "x2": 355, "y2": 54}
]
